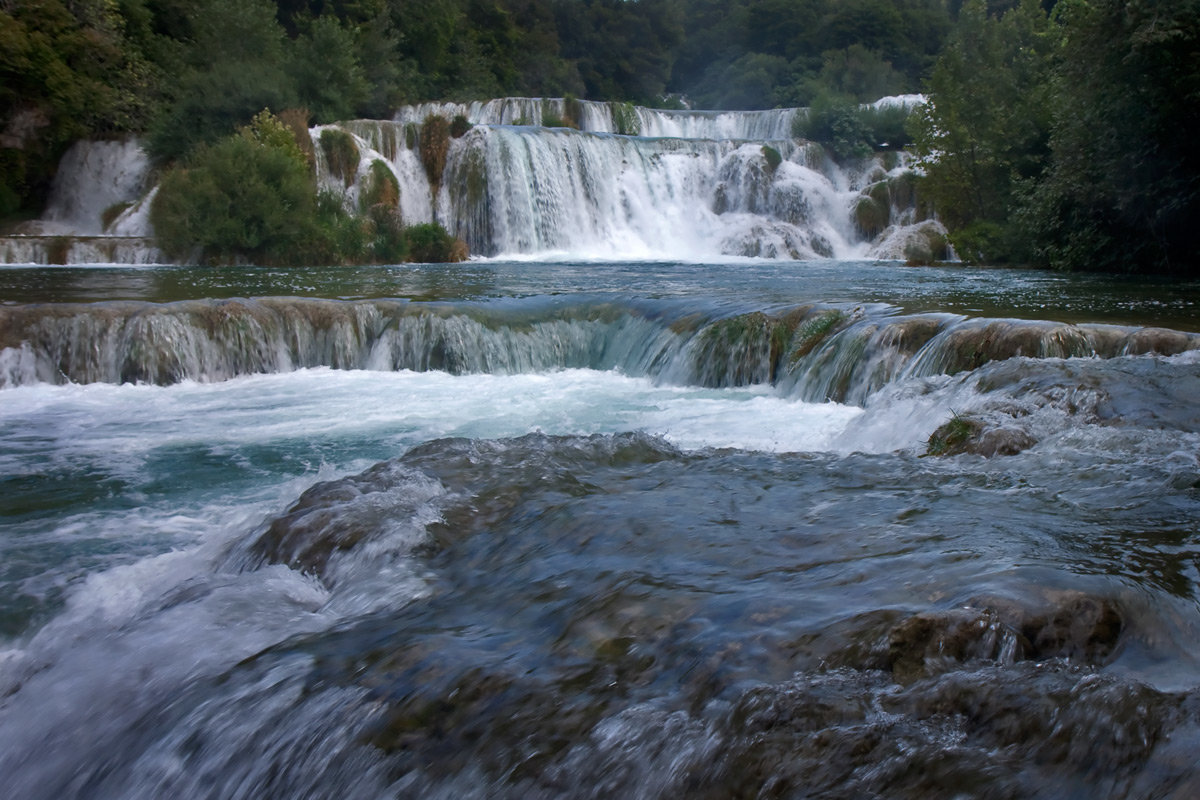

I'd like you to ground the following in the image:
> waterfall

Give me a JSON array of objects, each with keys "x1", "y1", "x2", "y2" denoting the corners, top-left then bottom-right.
[
  {"x1": 35, "y1": 138, "x2": 152, "y2": 236},
  {"x1": 323, "y1": 105, "x2": 936, "y2": 260},
  {"x1": 4, "y1": 298, "x2": 1195, "y2": 403},
  {"x1": 4, "y1": 98, "x2": 943, "y2": 264}
]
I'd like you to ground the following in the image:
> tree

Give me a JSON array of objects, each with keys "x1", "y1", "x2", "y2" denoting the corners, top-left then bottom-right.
[
  {"x1": 150, "y1": 112, "x2": 322, "y2": 264},
  {"x1": 1024, "y1": 0, "x2": 1200, "y2": 274},
  {"x1": 907, "y1": 0, "x2": 1058, "y2": 263},
  {"x1": 146, "y1": 0, "x2": 298, "y2": 163}
]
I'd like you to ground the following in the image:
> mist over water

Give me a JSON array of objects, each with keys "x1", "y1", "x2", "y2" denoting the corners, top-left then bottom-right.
[{"x1": 3, "y1": 256, "x2": 1200, "y2": 798}]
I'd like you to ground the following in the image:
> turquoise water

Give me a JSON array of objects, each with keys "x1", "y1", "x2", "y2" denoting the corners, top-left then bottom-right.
[{"x1": 1, "y1": 260, "x2": 1199, "y2": 798}]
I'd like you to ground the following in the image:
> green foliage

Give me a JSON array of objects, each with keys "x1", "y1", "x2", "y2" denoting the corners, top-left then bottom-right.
[
  {"x1": 290, "y1": 16, "x2": 369, "y2": 123},
  {"x1": 149, "y1": 109, "x2": 464, "y2": 265},
  {"x1": 147, "y1": 0, "x2": 297, "y2": 163},
  {"x1": 1021, "y1": 0, "x2": 1200, "y2": 275},
  {"x1": 611, "y1": 102, "x2": 641, "y2": 136},
  {"x1": 908, "y1": 0, "x2": 1058, "y2": 264},
  {"x1": 150, "y1": 129, "x2": 323, "y2": 265},
  {"x1": 793, "y1": 94, "x2": 915, "y2": 161},
  {"x1": 450, "y1": 115, "x2": 473, "y2": 138},
  {"x1": 277, "y1": 108, "x2": 316, "y2": 165},
  {"x1": 319, "y1": 128, "x2": 361, "y2": 187},
  {"x1": 0, "y1": 0, "x2": 164, "y2": 214},
  {"x1": 244, "y1": 109, "x2": 308, "y2": 167},
  {"x1": 406, "y1": 222, "x2": 463, "y2": 263},
  {"x1": 366, "y1": 204, "x2": 408, "y2": 263}
]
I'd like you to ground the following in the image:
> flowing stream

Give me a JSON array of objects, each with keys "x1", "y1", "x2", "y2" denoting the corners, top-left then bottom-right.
[{"x1": 3, "y1": 259, "x2": 1200, "y2": 798}]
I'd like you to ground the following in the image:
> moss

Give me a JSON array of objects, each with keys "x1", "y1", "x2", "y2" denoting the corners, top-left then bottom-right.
[
  {"x1": 611, "y1": 101, "x2": 641, "y2": 136},
  {"x1": 361, "y1": 159, "x2": 400, "y2": 211},
  {"x1": 924, "y1": 413, "x2": 984, "y2": 456},
  {"x1": 319, "y1": 128, "x2": 360, "y2": 188},
  {"x1": 853, "y1": 195, "x2": 889, "y2": 238},
  {"x1": 404, "y1": 122, "x2": 420, "y2": 150},
  {"x1": 450, "y1": 114, "x2": 472, "y2": 138},
  {"x1": 420, "y1": 114, "x2": 451, "y2": 193},
  {"x1": 787, "y1": 310, "x2": 845, "y2": 367},
  {"x1": 101, "y1": 201, "x2": 132, "y2": 231},
  {"x1": 696, "y1": 307, "x2": 818, "y2": 386},
  {"x1": 867, "y1": 180, "x2": 891, "y2": 208},
  {"x1": 762, "y1": 145, "x2": 782, "y2": 174}
]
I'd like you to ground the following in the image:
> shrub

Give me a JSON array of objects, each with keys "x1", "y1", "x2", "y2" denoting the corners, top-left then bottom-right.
[
  {"x1": 420, "y1": 114, "x2": 451, "y2": 191},
  {"x1": 406, "y1": 222, "x2": 466, "y2": 263},
  {"x1": 151, "y1": 132, "x2": 322, "y2": 265},
  {"x1": 366, "y1": 204, "x2": 408, "y2": 263},
  {"x1": 450, "y1": 114, "x2": 473, "y2": 138},
  {"x1": 319, "y1": 128, "x2": 360, "y2": 187}
]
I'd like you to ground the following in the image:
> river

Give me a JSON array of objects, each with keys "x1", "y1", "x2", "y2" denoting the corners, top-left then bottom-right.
[{"x1": 2, "y1": 258, "x2": 1200, "y2": 798}]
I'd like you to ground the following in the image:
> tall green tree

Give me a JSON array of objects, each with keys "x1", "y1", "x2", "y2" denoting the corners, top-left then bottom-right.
[
  {"x1": 1024, "y1": 0, "x2": 1200, "y2": 274},
  {"x1": 147, "y1": 0, "x2": 298, "y2": 163},
  {"x1": 908, "y1": 0, "x2": 1058, "y2": 263}
]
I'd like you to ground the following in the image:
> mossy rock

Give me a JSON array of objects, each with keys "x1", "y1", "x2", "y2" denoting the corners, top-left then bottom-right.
[
  {"x1": 404, "y1": 122, "x2": 420, "y2": 150},
  {"x1": 319, "y1": 128, "x2": 360, "y2": 188},
  {"x1": 101, "y1": 201, "x2": 132, "y2": 231},
  {"x1": 924, "y1": 414, "x2": 983, "y2": 456},
  {"x1": 853, "y1": 195, "x2": 889, "y2": 238},
  {"x1": 786, "y1": 309, "x2": 845, "y2": 367},
  {"x1": 903, "y1": 222, "x2": 951, "y2": 266},
  {"x1": 762, "y1": 145, "x2": 783, "y2": 174},
  {"x1": 611, "y1": 101, "x2": 641, "y2": 136},
  {"x1": 867, "y1": 180, "x2": 891, "y2": 208},
  {"x1": 361, "y1": 159, "x2": 400, "y2": 211},
  {"x1": 420, "y1": 114, "x2": 451, "y2": 193}
]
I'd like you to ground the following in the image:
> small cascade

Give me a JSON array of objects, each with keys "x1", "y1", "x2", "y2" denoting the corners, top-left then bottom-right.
[
  {"x1": 390, "y1": 98, "x2": 801, "y2": 140},
  {"x1": 4, "y1": 298, "x2": 1197, "y2": 405},
  {"x1": 35, "y1": 138, "x2": 152, "y2": 236}
]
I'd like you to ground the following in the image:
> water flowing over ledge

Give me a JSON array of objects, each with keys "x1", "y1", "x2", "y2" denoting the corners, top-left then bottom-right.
[
  {"x1": 2, "y1": 98, "x2": 941, "y2": 264},
  {"x1": 3, "y1": 296, "x2": 1196, "y2": 402}
]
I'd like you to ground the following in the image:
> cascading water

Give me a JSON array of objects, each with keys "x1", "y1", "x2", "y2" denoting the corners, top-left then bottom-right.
[
  {"x1": 4, "y1": 261, "x2": 1200, "y2": 798},
  {"x1": 328, "y1": 98, "x2": 937, "y2": 260},
  {"x1": 2, "y1": 97, "x2": 940, "y2": 265}
]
